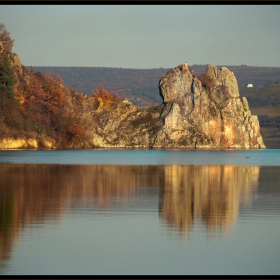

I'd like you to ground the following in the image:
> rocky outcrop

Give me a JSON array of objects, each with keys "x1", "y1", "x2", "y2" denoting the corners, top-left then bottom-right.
[
  {"x1": 0, "y1": 138, "x2": 38, "y2": 149},
  {"x1": 90, "y1": 99, "x2": 161, "y2": 148},
  {"x1": 0, "y1": 48, "x2": 265, "y2": 150},
  {"x1": 153, "y1": 63, "x2": 265, "y2": 149},
  {"x1": 0, "y1": 138, "x2": 55, "y2": 149},
  {"x1": 85, "y1": 63, "x2": 266, "y2": 150}
]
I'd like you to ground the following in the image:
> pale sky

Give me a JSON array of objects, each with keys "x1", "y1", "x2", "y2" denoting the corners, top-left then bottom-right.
[{"x1": 1, "y1": 4, "x2": 280, "y2": 68}]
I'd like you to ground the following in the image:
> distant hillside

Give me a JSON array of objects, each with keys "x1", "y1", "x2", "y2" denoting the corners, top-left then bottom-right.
[
  {"x1": 28, "y1": 65, "x2": 280, "y2": 106},
  {"x1": 240, "y1": 83, "x2": 280, "y2": 109},
  {"x1": 27, "y1": 66, "x2": 167, "y2": 106},
  {"x1": 191, "y1": 65, "x2": 280, "y2": 88}
]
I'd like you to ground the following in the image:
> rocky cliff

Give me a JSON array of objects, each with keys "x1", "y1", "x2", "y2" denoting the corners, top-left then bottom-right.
[
  {"x1": 0, "y1": 48, "x2": 265, "y2": 149},
  {"x1": 80, "y1": 63, "x2": 265, "y2": 149},
  {"x1": 153, "y1": 63, "x2": 266, "y2": 149}
]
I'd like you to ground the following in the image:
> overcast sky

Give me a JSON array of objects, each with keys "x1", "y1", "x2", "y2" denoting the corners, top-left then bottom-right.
[{"x1": 1, "y1": 5, "x2": 280, "y2": 69}]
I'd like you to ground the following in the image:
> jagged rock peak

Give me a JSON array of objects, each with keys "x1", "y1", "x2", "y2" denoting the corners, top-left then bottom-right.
[
  {"x1": 205, "y1": 65, "x2": 239, "y2": 98},
  {"x1": 155, "y1": 63, "x2": 266, "y2": 149},
  {"x1": 159, "y1": 63, "x2": 195, "y2": 103}
]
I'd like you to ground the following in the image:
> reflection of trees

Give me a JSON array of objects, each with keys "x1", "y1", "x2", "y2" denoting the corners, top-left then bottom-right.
[
  {"x1": 0, "y1": 164, "x2": 160, "y2": 264},
  {"x1": 0, "y1": 164, "x2": 260, "y2": 270},
  {"x1": 159, "y1": 165, "x2": 260, "y2": 236},
  {"x1": 0, "y1": 187, "x2": 21, "y2": 271}
]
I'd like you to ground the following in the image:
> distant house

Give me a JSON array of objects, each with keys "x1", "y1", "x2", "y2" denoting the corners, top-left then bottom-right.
[{"x1": 247, "y1": 84, "x2": 253, "y2": 87}]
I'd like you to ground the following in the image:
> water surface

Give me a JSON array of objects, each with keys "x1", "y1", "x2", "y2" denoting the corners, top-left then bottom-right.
[
  {"x1": 0, "y1": 150, "x2": 279, "y2": 275},
  {"x1": 0, "y1": 149, "x2": 280, "y2": 166}
]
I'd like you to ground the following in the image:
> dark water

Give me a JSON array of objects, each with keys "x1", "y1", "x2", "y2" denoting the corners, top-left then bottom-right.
[{"x1": 0, "y1": 150, "x2": 280, "y2": 275}]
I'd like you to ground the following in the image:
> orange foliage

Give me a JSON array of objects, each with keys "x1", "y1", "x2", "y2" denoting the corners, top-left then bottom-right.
[
  {"x1": 92, "y1": 84, "x2": 121, "y2": 103},
  {"x1": 68, "y1": 124, "x2": 84, "y2": 136},
  {"x1": 23, "y1": 71, "x2": 66, "y2": 113}
]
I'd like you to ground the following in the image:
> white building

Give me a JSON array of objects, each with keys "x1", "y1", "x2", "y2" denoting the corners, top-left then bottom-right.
[{"x1": 247, "y1": 84, "x2": 253, "y2": 87}]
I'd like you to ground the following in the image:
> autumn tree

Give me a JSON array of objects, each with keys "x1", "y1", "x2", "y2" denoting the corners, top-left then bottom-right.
[
  {"x1": 18, "y1": 69, "x2": 71, "y2": 139},
  {"x1": 0, "y1": 53, "x2": 17, "y2": 113},
  {"x1": 92, "y1": 84, "x2": 121, "y2": 103},
  {"x1": 0, "y1": 23, "x2": 14, "y2": 52}
]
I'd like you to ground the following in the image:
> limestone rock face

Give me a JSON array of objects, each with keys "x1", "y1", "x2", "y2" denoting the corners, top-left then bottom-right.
[
  {"x1": 159, "y1": 63, "x2": 194, "y2": 103},
  {"x1": 9, "y1": 53, "x2": 23, "y2": 75},
  {"x1": 0, "y1": 137, "x2": 56, "y2": 149},
  {"x1": 154, "y1": 63, "x2": 266, "y2": 149},
  {"x1": 0, "y1": 42, "x2": 4, "y2": 53},
  {"x1": 89, "y1": 98, "x2": 160, "y2": 148},
  {"x1": 0, "y1": 138, "x2": 38, "y2": 149}
]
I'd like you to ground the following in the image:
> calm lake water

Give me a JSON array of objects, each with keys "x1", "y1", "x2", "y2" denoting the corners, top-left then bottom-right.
[{"x1": 0, "y1": 149, "x2": 280, "y2": 275}]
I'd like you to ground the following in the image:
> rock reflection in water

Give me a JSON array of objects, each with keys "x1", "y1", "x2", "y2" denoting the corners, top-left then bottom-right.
[
  {"x1": 0, "y1": 164, "x2": 259, "y2": 269},
  {"x1": 159, "y1": 165, "x2": 260, "y2": 236}
]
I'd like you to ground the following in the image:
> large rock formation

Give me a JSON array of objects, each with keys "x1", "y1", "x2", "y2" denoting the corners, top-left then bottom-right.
[
  {"x1": 153, "y1": 63, "x2": 265, "y2": 149},
  {"x1": 0, "y1": 48, "x2": 266, "y2": 149}
]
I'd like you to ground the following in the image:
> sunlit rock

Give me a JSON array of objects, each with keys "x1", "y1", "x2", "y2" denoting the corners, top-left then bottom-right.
[{"x1": 154, "y1": 63, "x2": 266, "y2": 149}]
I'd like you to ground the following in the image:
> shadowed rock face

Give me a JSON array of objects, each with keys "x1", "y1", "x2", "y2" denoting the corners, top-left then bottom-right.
[{"x1": 154, "y1": 63, "x2": 266, "y2": 149}]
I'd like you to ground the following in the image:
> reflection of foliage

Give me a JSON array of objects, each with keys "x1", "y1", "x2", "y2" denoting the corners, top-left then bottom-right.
[
  {"x1": 0, "y1": 164, "x2": 264, "y2": 262},
  {"x1": 0, "y1": 192, "x2": 14, "y2": 239},
  {"x1": 0, "y1": 186, "x2": 19, "y2": 266}
]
